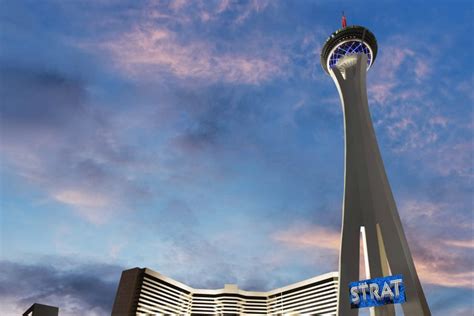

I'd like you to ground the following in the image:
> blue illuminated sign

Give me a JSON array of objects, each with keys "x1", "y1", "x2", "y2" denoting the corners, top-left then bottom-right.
[{"x1": 349, "y1": 275, "x2": 406, "y2": 309}]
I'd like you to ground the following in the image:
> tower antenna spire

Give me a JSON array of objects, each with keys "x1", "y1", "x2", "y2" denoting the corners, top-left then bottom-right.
[{"x1": 342, "y1": 11, "x2": 347, "y2": 28}]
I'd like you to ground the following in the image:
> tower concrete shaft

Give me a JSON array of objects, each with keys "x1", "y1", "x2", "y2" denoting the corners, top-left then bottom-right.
[{"x1": 331, "y1": 54, "x2": 431, "y2": 316}]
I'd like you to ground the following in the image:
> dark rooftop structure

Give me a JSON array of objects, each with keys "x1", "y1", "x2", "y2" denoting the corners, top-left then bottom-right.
[{"x1": 23, "y1": 303, "x2": 59, "y2": 316}]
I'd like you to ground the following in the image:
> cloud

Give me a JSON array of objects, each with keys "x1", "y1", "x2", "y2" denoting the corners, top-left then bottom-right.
[
  {"x1": 400, "y1": 199, "x2": 471, "y2": 236},
  {"x1": 54, "y1": 190, "x2": 109, "y2": 209},
  {"x1": 271, "y1": 206, "x2": 474, "y2": 290},
  {"x1": 399, "y1": 200, "x2": 474, "y2": 289},
  {"x1": 369, "y1": 82, "x2": 396, "y2": 105},
  {"x1": 414, "y1": 58, "x2": 430, "y2": 82},
  {"x1": 0, "y1": 67, "x2": 86, "y2": 129},
  {"x1": 0, "y1": 259, "x2": 123, "y2": 316},
  {"x1": 366, "y1": 34, "x2": 471, "y2": 184},
  {"x1": 410, "y1": 241, "x2": 474, "y2": 288},
  {"x1": 271, "y1": 222, "x2": 377, "y2": 279},
  {"x1": 272, "y1": 223, "x2": 340, "y2": 251},
  {"x1": 443, "y1": 239, "x2": 474, "y2": 249},
  {"x1": 68, "y1": 0, "x2": 287, "y2": 85},
  {"x1": 0, "y1": 67, "x2": 149, "y2": 224},
  {"x1": 52, "y1": 189, "x2": 112, "y2": 224},
  {"x1": 168, "y1": 0, "x2": 188, "y2": 11},
  {"x1": 425, "y1": 142, "x2": 472, "y2": 178},
  {"x1": 233, "y1": 0, "x2": 273, "y2": 24},
  {"x1": 366, "y1": 35, "x2": 454, "y2": 154},
  {"x1": 93, "y1": 25, "x2": 285, "y2": 85},
  {"x1": 163, "y1": 0, "x2": 272, "y2": 24},
  {"x1": 456, "y1": 77, "x2": 474, "y2": 101}
]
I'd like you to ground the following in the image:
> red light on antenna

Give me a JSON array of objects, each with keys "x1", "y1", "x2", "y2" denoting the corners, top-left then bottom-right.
[{"x1": 342, "y1": 12, "x2": 347, "y2": 28}]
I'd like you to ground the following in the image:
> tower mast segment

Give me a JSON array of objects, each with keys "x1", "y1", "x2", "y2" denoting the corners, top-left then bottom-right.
[{"x1": 320, "y1": 19, "x2": 431, "y2": 316}]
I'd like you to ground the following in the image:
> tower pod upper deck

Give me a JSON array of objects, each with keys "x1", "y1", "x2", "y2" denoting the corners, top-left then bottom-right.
[{"x1": 320, "y1": 25, "x2": 378, "y2": 74}]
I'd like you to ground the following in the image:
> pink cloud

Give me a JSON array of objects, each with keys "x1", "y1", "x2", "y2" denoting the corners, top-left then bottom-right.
[
  {"x1": 364, "y1": 35, "x2": 458, "y2": 155},
  {"x1": 383, "y1": 110, "x2": 447, "y2": 153},
  {"x1": 95, "y1": 25, "x2": 285, "y2": 84},
  {"x1": 369, "y1": 42, "x2": 429, "y2": 107},
  {"x1": 429, "y1": 115, "x2": 448, "y2": 127},
  {"x1": 381, "y1": 48, "x2": 414, "y2": 79},
  {"x1": 272, "y1": 218, "x2": 473, "y2": 289},
  {"x1": 216, "y1": 0, "x2": 231, "y2": 14},
  {"x1": 443, "y1": 239, "x2": 474, "y2": 249},
  {"x1": 398, "y1": 199, "x2": 473, "y2": 288},
  {"x1": 53, "y1": 189, "x2": 113, "y2": 224},
  {"x1": 234, "y1": 0, "x2": 273, "y2": 24},
  {"x1": 368, "y1": 36, "x2": 433, "y2": 106},
  {"x1": 366, "y1": 39, "x2": 441, "y2": 153},
  {"x1": 272, "y1": 224, "x2": 340, "y2": 251},
  {"x1": 77, "y1": 1, "x2": 283, "y2": 85},
  {"x1": 426, "y1": 142, "x2": 472, "y2": 177},
  {"x1": 386, "y1": 117, "x2": 414, "y2": 139},
  {"x1": 54, "y1": 189, "x2": 109, "y2": 208},
  {"x1": 411, "y1": 237, "x2": 474, "y2": 288},
  {"x1": 456, "y1": 77, "x2": 474, "y2": 101},
  {"x1": 0, "y1": 127, "x2": 137, "y2": 225},
  {"x1": 168, "y1": 0, "x2": 187, "y2": 11},
  {"x1": 369, "y1": 82, "x2": 396, "y2": 105},
  {"x1": 157, "y1": 0, "x2": 272, "y2": 25},
  {"x1": 414, "y1": 59, "x2": 430, "y2": 81},
  {"x1": 415, "y1": 261, "x2": 473, "y2": 288}
]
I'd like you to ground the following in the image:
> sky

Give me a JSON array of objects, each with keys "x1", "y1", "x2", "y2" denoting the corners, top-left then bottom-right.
[{"x1": 0, "y1": 0, "x2": 472, "y2": 315}]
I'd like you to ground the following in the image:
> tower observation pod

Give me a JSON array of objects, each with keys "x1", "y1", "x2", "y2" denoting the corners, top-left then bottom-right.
[{"x1": 321, "y1": 24, "x2": 431, "y2": 316}]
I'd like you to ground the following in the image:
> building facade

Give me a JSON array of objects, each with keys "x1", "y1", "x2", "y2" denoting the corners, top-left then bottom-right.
[{"x1": 112, "y1": 267, "x2": 338, "y2": 315}]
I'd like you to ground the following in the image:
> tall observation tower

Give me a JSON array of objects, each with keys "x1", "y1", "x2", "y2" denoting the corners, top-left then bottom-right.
[{"x1": 320, "y1": 18, "x2": 431, "y2": 316}]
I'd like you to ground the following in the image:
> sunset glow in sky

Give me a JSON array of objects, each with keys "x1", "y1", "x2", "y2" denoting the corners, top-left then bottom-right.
[{"x1": 0, "y1": 1, "x2": 472, "y2": 315}]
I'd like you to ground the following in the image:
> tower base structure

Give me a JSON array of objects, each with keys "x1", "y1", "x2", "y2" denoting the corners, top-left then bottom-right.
[{"x1": 331, "y1": 53, "x2": 431, "y2": 316}]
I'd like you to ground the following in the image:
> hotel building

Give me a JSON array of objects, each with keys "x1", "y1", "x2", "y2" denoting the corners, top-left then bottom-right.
[{"x1": 112, "y1": 267, "x2": 338, "y2": 315}]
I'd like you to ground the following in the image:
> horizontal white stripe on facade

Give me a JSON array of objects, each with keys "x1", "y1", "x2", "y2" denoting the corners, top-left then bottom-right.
[
  {"x1": 138, "y1": 297, "x2": 188, "y2": 314},
  {"x1": 267, "y1": 289, "x2": 337, "y2": 312},
  {"x1": 143, "y1": 276, "x2": 192, "y2": 298},
  {"x1": 267, "y1": 280, "x2": 338, "y2": 304},
  {"x1": 141, "y1": 281, "x2": 192, "y2": 306},
  {"x1": 139, "y1": 292, "x2": 191, "y2": 314}
]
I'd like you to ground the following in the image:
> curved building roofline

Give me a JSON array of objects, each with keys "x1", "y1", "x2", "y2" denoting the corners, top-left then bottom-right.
[{"x1": 144, "y1": 267, "x2": 338, "y2": 296}]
